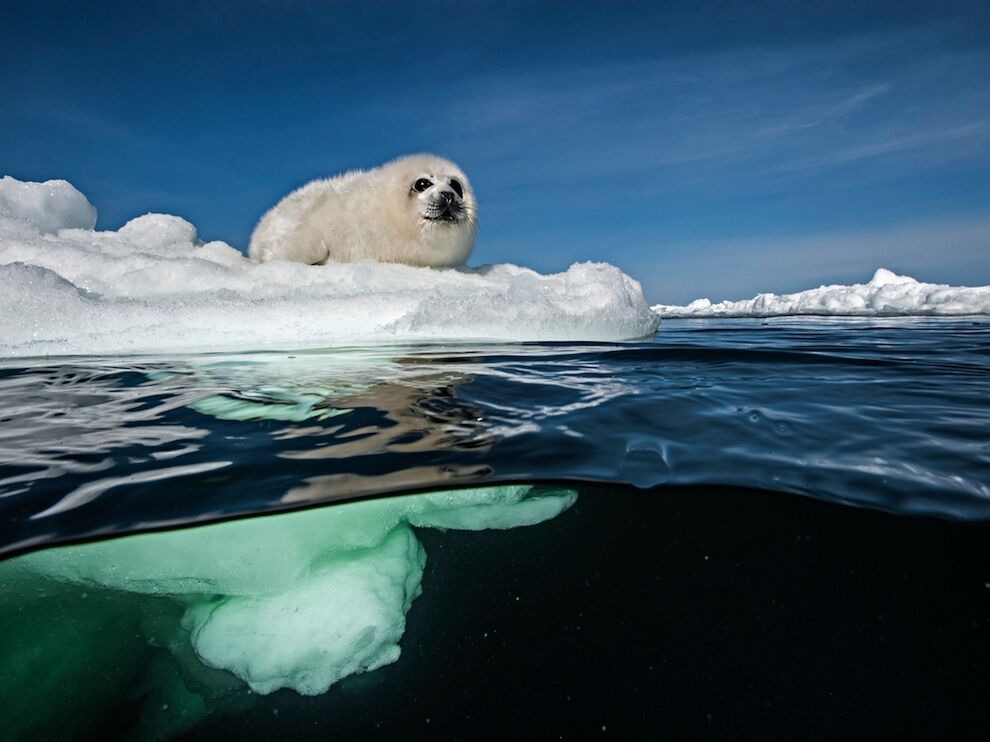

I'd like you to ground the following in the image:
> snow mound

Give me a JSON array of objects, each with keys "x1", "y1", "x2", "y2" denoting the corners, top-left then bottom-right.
[
  {"x1": 652, "y1": 269, "x2": 990, "y2": 318},
  {"x1": 115, "y1": 212, "x2": 199, "y2": 249},
  {"x1": 0, "y1": 176, "x2": 96, "y2": 234},
  {"x1": 0, "y1": 176, "x2": 658, "y2": 356}
]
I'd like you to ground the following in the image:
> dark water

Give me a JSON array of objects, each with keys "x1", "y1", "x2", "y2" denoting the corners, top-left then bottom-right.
[
  {"x1": 184, "y1": 487, "x2": 990, "y2": 741},
  {"x1": 2, "y1": 318, "x2": 989, "y2": 739}
]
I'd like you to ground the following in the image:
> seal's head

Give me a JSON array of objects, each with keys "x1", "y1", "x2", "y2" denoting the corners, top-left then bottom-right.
[
  {"x1": 412, "y1": 172, "x2": 469, "y2": 222},
  {"x1": 394, "y1": 155, "x2": 475, "y2": 226},
  {"x1": 376, "y1": 154, "x2": 477, "y2": 266}
]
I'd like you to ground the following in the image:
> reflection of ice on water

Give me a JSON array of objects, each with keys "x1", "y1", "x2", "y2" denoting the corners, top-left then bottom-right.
[
  {"x1": 182, "y1": 350, "x2": 501, "y2": 463},
  {"x1": 3, "y1": 484, "x2": 577, "y2": 737},
  {"x1": 161, "y1": 348, "x2": 399, "y2": 423},
  {"x1": 185, "y1": 346, "x2": 637, "y2": 441},
  {"x1": 173, "y1": 346, "x2": 636, "y2": 465}
]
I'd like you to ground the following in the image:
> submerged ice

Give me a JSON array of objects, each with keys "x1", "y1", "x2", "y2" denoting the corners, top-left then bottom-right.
[
  {"x1": 0, "y1": 176, "x2": 658, "y2": 356},
  {"x1": 183, "y1": 527, "x2": 425, "y2": 696},
  {"x1": 12, "y1": 485, "x2": 577, "y2": 700},
  {"x1": 653, "y1": 268, "x2": 990, "y2": 317}
]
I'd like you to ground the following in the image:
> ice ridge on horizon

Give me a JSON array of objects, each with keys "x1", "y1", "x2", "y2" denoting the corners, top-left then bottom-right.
[{"x1": 653, "y1": 267, "x2": 990, "y2": 318}]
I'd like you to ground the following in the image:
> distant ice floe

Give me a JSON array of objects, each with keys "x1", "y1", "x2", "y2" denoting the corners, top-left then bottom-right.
[
  {"x1": 653, "y1": 268, "x2": 990, "y2": 318},
  {"x1": 0, "y1": 176, "x2": 659, "y2": 357}
]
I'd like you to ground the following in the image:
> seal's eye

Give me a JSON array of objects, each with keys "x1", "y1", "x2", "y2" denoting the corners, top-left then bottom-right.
[
  {"x1": 449, "y1": 179, "x2": 464, "y2": 198},
  {"x1": 413, "y1": 178, "x2": 432, "y2": 193}
]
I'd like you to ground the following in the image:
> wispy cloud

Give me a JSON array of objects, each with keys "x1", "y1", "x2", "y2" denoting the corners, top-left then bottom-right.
[
  {"x1": 777, "y1": 122, "x2": 990, "y2": 173},
  {"x1": 377, "y1": 22, "x2": 990, "y2": 196}
]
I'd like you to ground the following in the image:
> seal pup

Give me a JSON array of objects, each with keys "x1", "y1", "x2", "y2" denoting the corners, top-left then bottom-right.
[{"x1": 248, "y1": 154, "x2": 477, "y2": 267}]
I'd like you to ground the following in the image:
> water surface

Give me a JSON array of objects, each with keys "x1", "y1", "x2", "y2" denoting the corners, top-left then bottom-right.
[{"x1": 2, "y1": 318, "x2": 988, "y2": 558}]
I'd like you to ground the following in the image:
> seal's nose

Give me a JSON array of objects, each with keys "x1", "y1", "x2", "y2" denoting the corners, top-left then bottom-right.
[{"x1": 438, "y1": 190, "x2": 456, "y2": 205}]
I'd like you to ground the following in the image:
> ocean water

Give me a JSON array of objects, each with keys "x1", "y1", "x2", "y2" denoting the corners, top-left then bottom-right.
[{"x1": 2, "y1": 317, "x2": 989, "y2": 739}]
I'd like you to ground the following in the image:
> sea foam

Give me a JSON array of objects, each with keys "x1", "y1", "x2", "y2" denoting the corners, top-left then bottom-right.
[{"x1": 0, "y1": 176, "x2": 659, "y2": 357}]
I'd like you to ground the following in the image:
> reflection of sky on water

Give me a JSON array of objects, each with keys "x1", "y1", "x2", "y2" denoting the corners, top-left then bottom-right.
[{"x1": 0, "y1": 363, "x2": 208, "y2": 497}]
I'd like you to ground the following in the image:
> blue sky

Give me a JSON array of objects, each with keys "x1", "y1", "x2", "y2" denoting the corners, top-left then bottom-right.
[{"x1": 3, "y1": 1, "x2": 989, "y2": 303}]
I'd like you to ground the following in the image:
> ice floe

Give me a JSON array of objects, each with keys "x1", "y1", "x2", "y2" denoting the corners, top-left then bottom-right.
[
  {"x1": 653, "y1": 268, "x2": 990, "y2": 318},
  {"x1": 0, "y1": 176, "x2": 658, "y2": 356}
]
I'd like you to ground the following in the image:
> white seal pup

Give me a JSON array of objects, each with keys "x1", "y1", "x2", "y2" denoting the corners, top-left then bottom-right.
[{"x1": 248, "y1": 154, "x2": 477, "y2": 267}]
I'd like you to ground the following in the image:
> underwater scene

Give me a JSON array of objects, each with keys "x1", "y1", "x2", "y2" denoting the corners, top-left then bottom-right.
[
  {"x1": 6, "y1": 0, "x2": 990, "y2": 737},
  {"x1": 2, "y1": 317, "x2": 989, "y2": 739}
]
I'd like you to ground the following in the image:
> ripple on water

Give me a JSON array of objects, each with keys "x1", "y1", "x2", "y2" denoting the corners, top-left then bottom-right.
[{"x1": 1, "y1": 318, "x2": 989, "y2": 555}]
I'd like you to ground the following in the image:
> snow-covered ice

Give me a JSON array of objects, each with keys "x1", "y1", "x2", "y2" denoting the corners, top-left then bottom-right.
[
  {"x1": 0, "y1": 176, "x2": 658, "y2": 357},
  {"x1": 653, "y1": 268, "x2": 990, "y2": 318}
]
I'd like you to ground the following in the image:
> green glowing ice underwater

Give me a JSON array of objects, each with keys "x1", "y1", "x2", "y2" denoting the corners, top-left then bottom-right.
[{"x1": 0, "y1": 484, "x2": 577, "y2": 738}]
